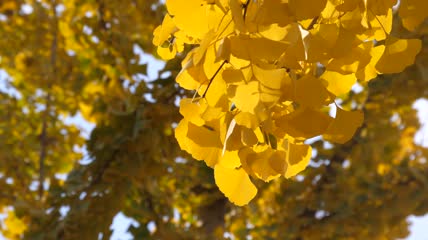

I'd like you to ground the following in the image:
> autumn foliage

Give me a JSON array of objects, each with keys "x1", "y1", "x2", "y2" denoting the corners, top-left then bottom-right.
[
  {"x1": 0, "y1": 0, "x2": 428, "y2": 239},
  {"x1": 154, "y1": 0, "x2": 422, "y2": 205}
]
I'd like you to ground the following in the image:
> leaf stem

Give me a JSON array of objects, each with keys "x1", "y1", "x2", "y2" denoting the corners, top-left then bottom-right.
[
  {"x1": 243, "y1": 0, "x2": 251, "y2": 21},
  {"x1": 202, "y1": 60, "x2": 228, "y2": 98}
]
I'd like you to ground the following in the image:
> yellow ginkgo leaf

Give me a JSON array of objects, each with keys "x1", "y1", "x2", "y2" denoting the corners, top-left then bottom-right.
[
  {"x1": 320, "y1": 71, "x2": 357, "y2": 96},
  {"x1": 239, "y1": 146, "x2": 281, "y2": 182},
  {"x1": 259, "y1": 24, "x2": 289, "y2": 41},
  {"x1": 217, "y1": 150, "x2": 242, "y2": 169},
  {"x1": 4, "y1": 211, "x2": 27, "y2": 236},
  {"x1": 227, "y1": 36, "x2": 288, "y2": 64},
  {"x1": 166, "y1": 0, "x2": 209, "y2": 39},
  {"x1": 252, "y1": 64, "x2": 285, "y2": 105},
  {"x1": 326, "y1": 41, "x2": 373, "y2": 74},
  {"x1": 305, "y1": 23, "x2": 339, "y2": 62},
  {"x1": 193, "y1": 30, "x2": 217, "y2": 65},
  {"x1": 356, "y1": 45, "x2": 385, "y2": 82},
  {"x1": 289, "y1": 0, "x2": 327, "y2": 20},
  {"x1": 179, "y1": 98, "x2": 206, "y2": 126},
  {"x1": 228, "y1": 81, "x2": 262, "y2": 114},
  {"x1": 283, "y1": 142, "x2": 312, "y2": 178},
  {"x1": 268, "y1": 150, "x2": 288, "y2": 176},
  {"x1": 255, "y1": 0, "x2": 292, "y2": 26},
  {"x1": 214, "y1": 164, "x2": 257, "y2": 206},
  {"x1": 152, "y1": 14, "x2": 177, "y2": 46},
  {"x1": 335, "y1": 0, "x2": 361, "y2": 11},
  {"x1": 366, "y1": 0, "x2": 397, "y2": 15},
  {"x1": 294, "y1": 75, "x2": 331, "y2": 108},
  {"x1": 367, "y1": 8, "x2": 392, "y2": 41},
  {"x1": 235, "y1": 112, "x2": 259, "y2": 129},
  {"x1": 222, "y1": 67, "x2": 246, "y2": 84},
  {"x1": 252, "y1": 64, "x2": 286, "y2": 91},
  {"x1": 375, "y1": 37, "x2": 422, "y2": 74},
  {"x1": 241, "y1": 127, "x2": 259, "y2": 146},
  {"x1": 230, "y1": 0, "x2": 246, "y2": 32},
  {"x1": 277, "y1": 107, "x2": 333, "y2": 139},
  {"x1": 176, "y1": 66, "x2": 200, "y2": 90},
  {"x1": 203, "y1": 62, "x2": 229, "y2": 109},
  {"x1": 157, "y1": 45, "x2": 177, "y2": 60},
  {"x1": 176, "y1": 52, "x2": 209, "y2": 90},
  {"x1": 175, "y1": 119, "x2": 223, "y2": 167},
  {"x1": 323, "y1": 107, "x2": 364, "y2": 144}
]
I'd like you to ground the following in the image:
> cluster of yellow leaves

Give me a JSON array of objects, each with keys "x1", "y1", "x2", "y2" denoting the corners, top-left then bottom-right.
[
  {"x1": 153, "y1": 0, "x2": 423, "y2": 206},
  {"x1": 2, "y1": 210, "x2": 27, "y2": 239}
]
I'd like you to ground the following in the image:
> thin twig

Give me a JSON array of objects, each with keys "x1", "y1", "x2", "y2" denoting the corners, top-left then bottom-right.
[
  {"x1": 38, "y1": 0, "x2": 58, "y2": 200},
  {"x1": 202, "y1": 60, "x2": 227, "y2": 98},
  {"x1": 243, "y1": 0, "x2": 251, "y2": 21},
  {"x1": 307, "y1": 16, "x2": 319, "y2": 30}
]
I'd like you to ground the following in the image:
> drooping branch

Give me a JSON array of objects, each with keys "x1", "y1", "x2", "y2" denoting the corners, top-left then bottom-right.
[
  {"x1": 38, "y1": 93, "x2": 51, "y2": 200},
  {"x1": 38, "y1": 0, "x2": 58, "y2": 200}
]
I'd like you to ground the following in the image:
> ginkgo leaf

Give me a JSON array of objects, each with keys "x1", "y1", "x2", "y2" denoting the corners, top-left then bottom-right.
[
  {"x1": 234, "y1": 112, "x2": 259, "y2": 129},
  {"x1": 276, "y1": 23, "x2": 307, "y2": 67},
  {"x1": 166, "y1": 0, "x2": 209, "y2": 39},
  {"x1": 241, "y1": 127, "x2": 259, "y2": 146},
  {"x1": 323, "y1": 107, "x2": 364, "y2": 144},
  {"x1": 330, "y1": 28, "x2": 362, "y2": 59},
  {"x1": 288, "y1": 0, "x2": 327, "y2": 20},
  {"x1": 223, "y1": 119, "x2": 237, "y2": 154},
  {"x1": 335, "y1": 0, "x2": 361, "y2": 12},
  {"x1": 193, "y1": 30, "x2": 217, "y2": 65},
  {"x1": 284, "y1": 142, "x2": 312, "y2": 178},
  {"x1": 259, "y1": 24, "x2": 289, "y2": 42},
  {"x1": 179, "y1": 98, "x2": 206, "y2": 126},
  {"x1": 217, "y1": 150, "x2": 242, "y2": 169},
  {"x1": 227, "y1": 36, "x2": 288, "y2": 64},
  {"x1": 338, "y1": 6, "x2": 365, "y2": 31},
  {"x1": 239, "y1": 146, "x2": 281, "y2": 182},
  {"x1": 152, "y1": 14, "x2": 177, "y2": 46},
  {"x1": 230, "y1": 0, "x2": 246, "y2": 32},
  {"x1": 255, "y1": 0, "x2": 292, "y2": 26},
  {"x1": 366, "y1": 0, "x2": 397, "y2": 15},
  {"x1": 175, "y1": 119, "x2": 223, "y2": 167},
  {"x1": 176, "y1": 54, "x2": 204, "y2": 90},
  {"x1": 268, "y1": 150, "x2": 288, "y2": 176},
  {"x1": 294, "y1": 75, "x2": 331, "y2": 108},
  {"x1": 326, "y1": 41, "x2": 373, "y2": 74},
  {"x1": 203, "y1": 58, "x2": 229, "y2": 109},
  {"x1": 277, "y1": 107, "x2": 333, "y2": 139},
  {"x1": 203, "y1": 44, "x2": 225, "y2": 80},
  {"x1": 157, "y1": 45, "x2": 177, "y2": 60},
  {"x1": 367, "y1": 8, "x2": 392, "y2": 41},
  {"x1": 252, "y1": 64, "x2": 286, "y2": 90},
  {"x1": 320, "y1": 71, "x2": 357, "y2": 96},
  {"x1": 228, "y1": 81, "x2": 262, "y2": 114},
  {"x1": 214, "y1": 164, "x2": 257, "y2": 206},
  {"x1": 356, "y1": 45, "x2": 385, "y2": 81},
  {"x1": 305, "y1": 23, "x2": 339, "y2": 62},
  {"x1": 222, "y1": 67, "x2": 246, "y2": 84},
  {"x1": 252, "y1": 64, "x2": 285, "y2": 105},
  {"x1": 375, "y1": 37, "x2": 422, "y2": 74}
]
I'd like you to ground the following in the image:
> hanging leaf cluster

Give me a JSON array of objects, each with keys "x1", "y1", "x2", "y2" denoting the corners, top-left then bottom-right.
[{"x1": 153, "y1": 0, "x2": 424, "y2": 205}]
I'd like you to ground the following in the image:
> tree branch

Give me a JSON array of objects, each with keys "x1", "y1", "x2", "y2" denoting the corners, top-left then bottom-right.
[{"x1": 38, "y1": 0, "x2": 58, "y2": 200}]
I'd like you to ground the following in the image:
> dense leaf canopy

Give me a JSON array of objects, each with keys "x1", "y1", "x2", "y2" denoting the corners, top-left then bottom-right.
[{"x1": 0, "y1": 0, "x2": 427, "y2": 239}]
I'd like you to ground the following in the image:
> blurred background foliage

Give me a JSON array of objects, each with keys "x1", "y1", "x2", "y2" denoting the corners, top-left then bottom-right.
[{"x1": 0, "y1": 0, "x2": 427, "y2": 239}]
